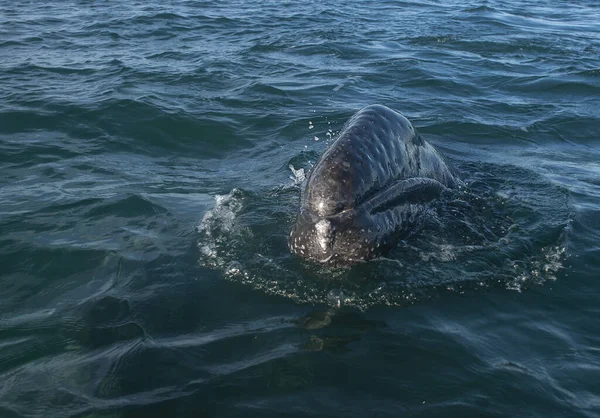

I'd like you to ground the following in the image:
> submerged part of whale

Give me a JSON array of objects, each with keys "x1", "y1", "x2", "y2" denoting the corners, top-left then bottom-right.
[{"x1": 289, "y1": 104, "x2": 457, "y2": 265}]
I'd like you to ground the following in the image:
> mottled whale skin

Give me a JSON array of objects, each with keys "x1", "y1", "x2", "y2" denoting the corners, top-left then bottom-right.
[{"x1": 289, "y1": 104, "x2": 457, "y2": 265}]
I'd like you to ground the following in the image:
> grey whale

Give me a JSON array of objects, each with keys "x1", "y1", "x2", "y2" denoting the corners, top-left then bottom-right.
[{"x1": 289, "y1": 104, "x2": 457, "y2": 265}]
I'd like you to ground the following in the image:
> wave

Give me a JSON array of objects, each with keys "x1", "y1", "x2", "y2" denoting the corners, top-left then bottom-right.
[{"x1": 0, "y1": 98, "x2": 256, "y2": 157}]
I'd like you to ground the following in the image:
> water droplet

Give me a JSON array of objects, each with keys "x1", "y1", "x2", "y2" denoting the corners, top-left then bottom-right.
[{"x1": 327, "y1": 289, "x2": 344, "y2": 308}]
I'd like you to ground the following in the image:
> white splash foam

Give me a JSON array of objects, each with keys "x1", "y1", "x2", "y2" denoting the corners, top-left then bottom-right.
[
  {"x1": 506, "y1": 245, "x2": 565, "y2": 292},
  {"x1": 197, "y1": 189, "x2": 243, "y2": 236},
  {"x1": 197, "y1": 189, "x2": 247, "y2": 269},
  {"x1": 288, "y1": 164, "x2": 306, "y2": 185}
]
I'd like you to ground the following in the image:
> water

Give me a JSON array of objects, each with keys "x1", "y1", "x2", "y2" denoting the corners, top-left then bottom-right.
[{"x1": 1, "y1": 1, "x2": 599, "y2": 417}]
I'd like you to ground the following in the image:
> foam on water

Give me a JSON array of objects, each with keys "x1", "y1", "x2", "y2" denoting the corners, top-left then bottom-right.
[
  {"x1": 288, "y1": 164, "x2": 306, "y2": 185},
  {"x1": 197, "y1": 188, "x2": 249, "y2": 269}
]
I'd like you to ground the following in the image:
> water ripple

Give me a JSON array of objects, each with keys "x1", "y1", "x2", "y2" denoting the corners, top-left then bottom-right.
[{"x1": 1, "y1": 0, "x2": 600, "y2": 417}]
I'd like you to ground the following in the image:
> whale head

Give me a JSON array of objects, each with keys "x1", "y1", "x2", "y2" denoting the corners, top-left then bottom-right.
[{"x1": 288, "y1": 104, "x2": 455, "y2": 265}]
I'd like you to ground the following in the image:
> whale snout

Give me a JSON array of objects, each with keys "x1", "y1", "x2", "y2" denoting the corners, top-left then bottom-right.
[
  {"x1": 314, "y1": 219, "x2": 334, "y2": 252},
  {"x1": 289, "y1": 210, "x2": 337, "y2": 262},
  {"x1": 289, "y1": 208, "x2": 379, "y2": 264}
]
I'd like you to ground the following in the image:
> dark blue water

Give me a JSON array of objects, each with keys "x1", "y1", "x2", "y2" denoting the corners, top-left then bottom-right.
[{"x1": 1, "y1": 1, "x2": 599, "y2": 417}]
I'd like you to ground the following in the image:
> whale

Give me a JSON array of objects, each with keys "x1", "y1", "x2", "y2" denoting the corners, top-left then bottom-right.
[{"x1": 289, "y1": 104, "x2": 457, "y2": 265}]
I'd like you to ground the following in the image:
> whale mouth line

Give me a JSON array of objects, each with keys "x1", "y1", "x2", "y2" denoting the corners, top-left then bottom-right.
[
  {"x1": 361, "y1": 177, "x2": 447, "y2": 214},
  {"x1": 318, "y1": 254, "x2": 334, "y2": 263},
  {"x1": 310, "y1": 177, "x2": 446, "y2": 221}
]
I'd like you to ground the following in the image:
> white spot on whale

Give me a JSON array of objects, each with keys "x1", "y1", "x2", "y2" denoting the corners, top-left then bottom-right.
[{"x1": 315, "y1": 219, "x2": 332, "y2": 250}]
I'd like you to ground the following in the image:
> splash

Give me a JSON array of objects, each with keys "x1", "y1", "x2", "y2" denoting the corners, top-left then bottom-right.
[
  {"x1": 288, "y1": 164, "x2": 306, "y2": 185},
  {"x1": 197, "y1": 189, "x2": 250, "y2": 270},
  {"x1": 197, "y1": 162, "x2": 570, "y2": 311}
]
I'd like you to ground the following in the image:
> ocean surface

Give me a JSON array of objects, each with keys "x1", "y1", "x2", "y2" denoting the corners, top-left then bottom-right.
[{"x1": 1, "y1": 1, "x2": 599, "y2": 417}]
